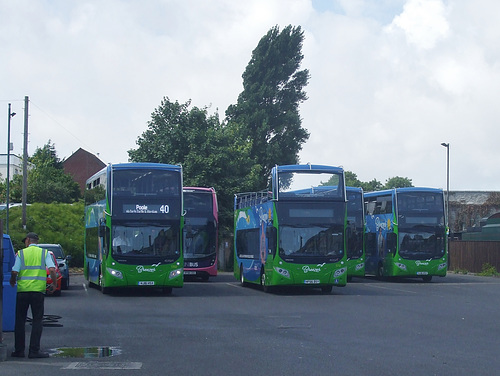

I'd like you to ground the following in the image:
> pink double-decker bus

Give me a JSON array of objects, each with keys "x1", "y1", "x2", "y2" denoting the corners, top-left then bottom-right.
[{"x1": 183, "y1": 187, "x2": 218, "y2": 280}]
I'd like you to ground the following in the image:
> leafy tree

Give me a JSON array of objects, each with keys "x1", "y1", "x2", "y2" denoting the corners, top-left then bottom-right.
[
  {"x1": 345, "y1": 171, "x2": 363, "y2": 188},
  {"x1": 128, "y1": 98, "x2": 260, "y2": 234},
  {"x1": 225, "y1": 25, "x2": 310, "y2": 188},
  {"x1": 384, "y1": 176, "x2": 413, "y2": 189},
  {"x1": 361, "y1": 179, "x2": 384, "y2": 192},
  {"x1": 8, "y1": 174, "x2": 23, "y2": 203},
  {"x1": 344, "y1": 171, "x2": 413, "y2": 192},
  {"x1": 27, "y1": 141, "x2": 80, "y2": 203},
  {"x1": 0, "y1": 177, "x2": 5, "y2": 202}
]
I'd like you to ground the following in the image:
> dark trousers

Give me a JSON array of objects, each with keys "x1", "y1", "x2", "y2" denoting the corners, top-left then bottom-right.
[{"x1": 14, "y1": 291, "x2": 45, "y2": 354}]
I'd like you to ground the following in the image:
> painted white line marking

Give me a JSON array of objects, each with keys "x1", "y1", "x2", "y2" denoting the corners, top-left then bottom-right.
[
  {"x1": 365, "y1": 284, "x2": 418, "y2": 294},
  {"x1": 63, "y1": 361, "x2": 142, "y2": 370}
]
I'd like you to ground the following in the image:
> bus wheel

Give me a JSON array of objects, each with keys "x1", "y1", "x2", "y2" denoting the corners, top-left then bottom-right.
[
  {"x1": 261, "y1": 269, "x2": 272, "y2": 293},
  {"x1": 422, "y1": 275, "x2": 433, "y2": 282},
  {"x1": 321, "y1": 285, "x2": 333, "y2": 294},
  {"x1": 376, "y1": 263, "x2": 384, "y2": 280},
  {"x1": 240, "y1": 265, "x2": 246, "y2": 287},
  {"x1": 99, "y1": 269, "x2": 109, "y2": 294},
  {"x1": 162, "y1": 287, "x2": 172, "y2": 295},
  {"x1": 101, "y1": 286, "x2": 110, "y2": 294}
]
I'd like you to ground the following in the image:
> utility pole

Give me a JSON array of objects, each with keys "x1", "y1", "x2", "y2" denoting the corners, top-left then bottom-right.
[
  {"x1": 22, "y1": 96, "x2": 29, "y2": 229},
  {"x1": 441, "y1": 143, "x2": 450, "y2": 231},
  {"x1": 6, "y1": 104, "x2": 16, "y2": 234}
]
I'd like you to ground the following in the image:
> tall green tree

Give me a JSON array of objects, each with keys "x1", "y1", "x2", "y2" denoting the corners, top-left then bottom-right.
[
  {"x1": 384, "y1": 176, "x2": 413, "y2": 189},
  {"x1": 226, "y1": 25, "x2": 310, "y2": 188},
  {"x1": 0, "y1": 178, "x2": 5, "y2": 202},
  {"x1": 345, "y1": 171, "x2": 363, "y2": 188},
  {"x1": 128, "y1": 98, "x2": 260, "y2": 234},
  {"x1": 24, "y1": 141, "x2": 80, "y2": 203},
  {"x1": 361, "y1": 179, "x2": 384, "y2": 192}
]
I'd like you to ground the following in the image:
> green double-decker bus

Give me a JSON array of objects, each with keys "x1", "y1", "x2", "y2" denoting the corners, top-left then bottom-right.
[
  {"x1": 84, "y1": 163, "x2": 184, "y2": 294},
  {"x1": 346, "y1": 187, "x2": 365, "y2": 280},
  {"x1": 364, "y1": 187, "x2": 448, "y2": 281},
  {"x1": 234, "y1": 164, "x2": 348, "y2": 293}
]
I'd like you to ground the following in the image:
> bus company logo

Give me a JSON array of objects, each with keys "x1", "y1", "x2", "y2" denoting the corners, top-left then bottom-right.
[
  {"x1": 302, "y1": 263, "x2": 325, "y2": 273},
  {"x1": 374, "y1": 217, "x2": 388, "y2": 232},
  {"x1": 136, "y1": 265, "x2": 156, "y2": 273},
  {"x1": 415, "y1": 261, "x2": 429, "y2": 266}
]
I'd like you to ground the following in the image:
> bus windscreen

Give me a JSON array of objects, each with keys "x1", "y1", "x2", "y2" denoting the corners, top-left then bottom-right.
[{"x1": 278, "y1": 172, "x2": 343, "y2": 198}]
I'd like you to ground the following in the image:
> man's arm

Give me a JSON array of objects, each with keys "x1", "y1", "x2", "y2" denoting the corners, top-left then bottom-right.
[
  {"x1": 48, "y1": 267, "x2": 57, "y2": 293},
  {"x1": 10, "y1": 270, "x2": 18, "y2": 287}
]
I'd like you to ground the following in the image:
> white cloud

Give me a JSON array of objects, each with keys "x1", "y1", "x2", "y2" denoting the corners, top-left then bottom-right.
[
  {"x1": 386, "y1": 0, "x2": 450, "y2": 50},
  {"x1": 1, "y1": 0, "x2": 500, "y2": 190}
]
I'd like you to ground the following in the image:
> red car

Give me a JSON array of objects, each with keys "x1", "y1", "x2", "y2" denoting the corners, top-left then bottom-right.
[{"x1": 46, "y1": 251, "x2": 62, "y2": 296}]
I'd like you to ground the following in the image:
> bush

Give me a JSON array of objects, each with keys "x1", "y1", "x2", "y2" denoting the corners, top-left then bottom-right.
[
  {"x1": 1, "y1": 201, "x2": 85, "y2": 267},
  {"x1": 478, "y1": 263, "x2": 498, "y2": 277}
]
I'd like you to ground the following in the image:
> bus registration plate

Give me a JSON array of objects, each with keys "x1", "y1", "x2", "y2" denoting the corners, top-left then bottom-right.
[
  {"x1": 184, "y1": 271, "x2": 196, "y2": 275},
  {"x1": 138, "y1": 281, "x2": 155, "y2": 286},
  {"x1": 304, "y1": 280, "x2": 320, "y2": 284}
]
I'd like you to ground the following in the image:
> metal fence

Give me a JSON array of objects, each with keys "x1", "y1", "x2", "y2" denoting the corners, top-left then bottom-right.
[{"x1": 449, "y1": 241, "x2": 500, "y2": 273}]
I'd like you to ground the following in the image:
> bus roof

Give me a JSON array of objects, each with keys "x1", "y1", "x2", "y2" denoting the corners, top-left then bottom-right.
[
  {"x1": 364, "y1": 187, "x2": 443, "y2": 198},
  {"x1": 86, "y1": 163, "x2": 182, "y2": 184},
  {"x1": 346, "y1": 186, "x2": 363, "y2": 193},
  {"x1": 274, "y1": 164, "x2": 344, "y2": 174},
  {"x1": 111, "y1": 162, "x2": 181, "y2": 172}
]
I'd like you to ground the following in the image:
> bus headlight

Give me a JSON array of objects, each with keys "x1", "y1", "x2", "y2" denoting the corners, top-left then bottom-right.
[
  {"x1": 274, "y1": 267, "x2": 290, "y2": 279},
  {"x1": 438, "y1": 263, "x2": 447, "y2": 271},
  {"x1": 355, "y1": 263, "x2": 365, "y2": 271},
  {"x1": 169, "y1": 269, "x2": 183, "y2": 280},
  {"x1": 395, "y1": 263, "x2": 407, "y2": 271},
  {"x1": 334, "y1": 267, "x2": 347, "y2": 278},
  {"x1": 107, "y1": 267, "x2": 123, "y2": 279}
]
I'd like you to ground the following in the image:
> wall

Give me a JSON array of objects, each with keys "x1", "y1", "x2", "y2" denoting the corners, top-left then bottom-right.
[{"x1": 449, "y1": 241, "x2": 500, "y2": 273}]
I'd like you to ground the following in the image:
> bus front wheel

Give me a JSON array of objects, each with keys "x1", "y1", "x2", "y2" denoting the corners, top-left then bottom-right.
[
  {"x1": 321, "y1": 285, "x2": 333, "y2": 294},
  {"x1": 261, "y1": 269, "x2": 272, "y2": 293},
  {"x1": 240, "y1": 265, "x2": 246, "y2": 287},
  {"x1": 162, "y1": 287, "x2": 172, "y2": 295},
  {"x1": 376, "y1": 263, "x2": 384, "y2": 280}
]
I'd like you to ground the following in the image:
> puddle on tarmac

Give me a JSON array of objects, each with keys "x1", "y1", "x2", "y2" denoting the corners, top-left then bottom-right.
[{"x1": 51, "y1": 346, "x2": 122, "y2": 358}]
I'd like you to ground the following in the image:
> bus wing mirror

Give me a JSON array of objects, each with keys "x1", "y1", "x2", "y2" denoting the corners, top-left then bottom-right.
[{"x1": 98, "y1": 224, "x2": 106, "y2": 238}]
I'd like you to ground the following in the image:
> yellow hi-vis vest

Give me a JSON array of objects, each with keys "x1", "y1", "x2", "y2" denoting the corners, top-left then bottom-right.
[{"x1": 17, "y1": 246, "x2": 47, "y2": 293}]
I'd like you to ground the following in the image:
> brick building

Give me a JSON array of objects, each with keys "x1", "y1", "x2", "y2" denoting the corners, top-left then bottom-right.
[{"x1": 63, "y1": 148, "x2": 106, "y2": 194}]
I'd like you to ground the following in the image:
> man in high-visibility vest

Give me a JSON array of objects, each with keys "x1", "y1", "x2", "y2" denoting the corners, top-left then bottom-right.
[{"x1": 9, "y1": 232, "x2": 57, "y2": 359}]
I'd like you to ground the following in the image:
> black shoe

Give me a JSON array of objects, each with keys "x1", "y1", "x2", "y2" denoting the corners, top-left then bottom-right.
[
  {"x1": 28, "y1": 351, "x2": 50, "y2": 359},
  {"x1": 11, "y1": 351, "x2": 25, "y2": 358}
]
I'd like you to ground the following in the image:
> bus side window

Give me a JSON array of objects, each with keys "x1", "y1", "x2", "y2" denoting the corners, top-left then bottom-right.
[
  {"x1": 266, "y1": 227, "x2": 277, "y2": 255},
  {"x1": 387, "y1": 232, "x2": 397, "y2": 256}
]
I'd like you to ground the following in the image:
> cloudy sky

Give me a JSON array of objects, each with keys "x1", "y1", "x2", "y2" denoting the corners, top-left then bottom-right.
[{"x1": 1, "y1": 0, "x2": 499, "y2": 190}]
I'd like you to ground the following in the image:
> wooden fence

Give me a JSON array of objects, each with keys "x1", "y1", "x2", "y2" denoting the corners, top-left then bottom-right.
[{"x1": 449, "y1": 241, "x2": 500, "y2": 273}]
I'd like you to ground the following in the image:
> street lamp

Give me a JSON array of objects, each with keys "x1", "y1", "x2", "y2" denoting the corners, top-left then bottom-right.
[
  {"x1": 6, "y1": 104, "x2": 16, "y2": 234},
  {"x1": 441, "y1": 142, "x2": 450, "y2": 232}
]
